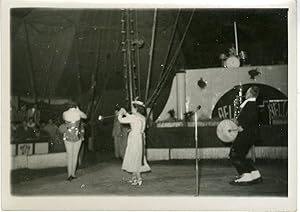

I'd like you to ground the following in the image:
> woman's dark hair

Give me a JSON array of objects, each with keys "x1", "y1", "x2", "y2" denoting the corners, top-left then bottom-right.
[
  {"x1": 133, "y1": 103, "x2": 146, "y2": 116},
  {"x1": 68, "y1": 102, "x2": 77, "y2": 109}
]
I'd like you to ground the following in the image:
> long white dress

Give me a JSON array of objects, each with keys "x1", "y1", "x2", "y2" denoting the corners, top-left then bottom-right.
[{"x1": 118, "y1": 113, "x2": 151, "y2": 173}]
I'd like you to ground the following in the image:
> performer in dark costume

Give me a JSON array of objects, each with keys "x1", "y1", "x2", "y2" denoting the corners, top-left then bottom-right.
[
  {"x1": 229, "y1": 86, "x2": 262, "y2": 185},
  {"x1": 112, "y1": 107, "x2": 128, "y2": 159}
]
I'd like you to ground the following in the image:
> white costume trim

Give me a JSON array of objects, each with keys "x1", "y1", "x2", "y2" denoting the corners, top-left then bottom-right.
[
  {"x1": 240, "y1": 97, "x2": 256, "y2": 109},
  {"x1": 132, "y1": 100, "x2": 145, "y2": 107}
]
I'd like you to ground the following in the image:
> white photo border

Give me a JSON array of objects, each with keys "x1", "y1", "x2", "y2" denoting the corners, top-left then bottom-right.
[{"x1": 1, "y1": 0, "x2": 297, "y2": 211}]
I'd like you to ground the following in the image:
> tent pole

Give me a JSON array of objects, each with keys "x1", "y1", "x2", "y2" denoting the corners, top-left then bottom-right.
[
  {"x1": 145, "y1": 9, "x2": 158, "y2": 101},
  {"x1": 24, "y1": 21, "x2": 37, "y2": 103},
  {"x1": 234, "y1": 21, "x2": 239, "y2": 55},
  {"x1": 195, "y1": 111, "x2": 199, "y2": 196}
]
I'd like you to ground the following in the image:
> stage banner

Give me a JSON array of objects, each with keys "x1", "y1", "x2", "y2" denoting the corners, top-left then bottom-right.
[{"x1": 211, "y1": 83, "x2": 287, "y2": 125}]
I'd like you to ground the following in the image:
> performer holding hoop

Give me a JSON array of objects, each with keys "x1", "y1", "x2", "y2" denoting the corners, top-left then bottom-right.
[
  {"x1": 118, "y1": 100, "x2": 151, "y2": 186},
  {"x1": 229, "y1": 86, "x2": 262, "y2": 185}
]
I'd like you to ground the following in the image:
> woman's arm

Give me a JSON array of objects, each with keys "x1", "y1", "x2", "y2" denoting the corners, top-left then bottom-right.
[
  {"x1": 117, "y1": 108, "x2": 132, "y2": 124},
  {"x1": 77, "y1": 108, "x2": 87, "y2": 119},
  {"x1": 141, "y1": 117, "x2": 146, "y2": 134}
]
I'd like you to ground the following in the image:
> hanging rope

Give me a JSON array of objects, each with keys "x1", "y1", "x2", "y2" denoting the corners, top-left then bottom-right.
[
  {"x1": 129, "y1": 10, "x2": 138, "y2": 101},
  {"x1": 120, "y1": 9, "x2": 128, "y2": 107},
  {"x1": 87, "y1": 11, "x2": 105, "y2": 118},
  {"x1": 144, "y1": 9, "x2": 158, "y2": 101},
  {"x1": 74, "y1": 28, "x2": 83, "y2": 94},
  {"x1": 146, "y1": 9, "x2": 195, "y2": 116},
  {"x1": 159, "y1": 9, "x2": 181, "y2": 79},
  {"x1": 146, "y1": 10, "x2": 194, "y2": 106},
  {"x1": 91, "y1": 10, "x2": 115, "y2": 116},
  {"x1": 43, "y1": 27, "x2": 59, "y2": 99},
  {"x1": 24, "y1": 21, "x2": 38, "y2": 103},
  {"x1": 123, "y1": 9, "x2": 135, "y2": 110},
  {"x1": 135, "y1": 10, "x2": 141, "y2": 98}
]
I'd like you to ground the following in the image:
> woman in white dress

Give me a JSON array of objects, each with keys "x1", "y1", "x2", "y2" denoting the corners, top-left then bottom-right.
[{"x1": 118, "y1": 101, "x2": 151, "y2": 186}]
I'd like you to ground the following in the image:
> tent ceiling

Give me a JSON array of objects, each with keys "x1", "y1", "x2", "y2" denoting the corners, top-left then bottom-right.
[{"x1": 11, "y1": 8, "x2": 287, "y2": 100}]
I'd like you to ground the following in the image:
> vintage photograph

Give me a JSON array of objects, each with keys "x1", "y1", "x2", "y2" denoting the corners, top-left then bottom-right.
[{"x1": 2, "y1": 0, "x2": 297, "y2": 211}]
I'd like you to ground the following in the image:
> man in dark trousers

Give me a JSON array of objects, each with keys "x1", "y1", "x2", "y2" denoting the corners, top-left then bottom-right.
[{"x1": 229, "y1": 86, "x2": 262, "y2": 185}]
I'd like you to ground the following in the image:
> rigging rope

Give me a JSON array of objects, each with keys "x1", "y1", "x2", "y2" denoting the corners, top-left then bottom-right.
[
  {"x1": 135, "y1": 10, "x2": 141, "y2": 98},
  {"x1": 159, "y1": 9, "x2": 181, "y2": 79},
  {"x1": 144, "y1": 9, "x2": 158, "y2": 101},
  {"x1": 146, "y1": 9, "x2": 195, "y2": 118},
  {"x1": 146, "y1": 10, "x2": 195, "y2": 106}
]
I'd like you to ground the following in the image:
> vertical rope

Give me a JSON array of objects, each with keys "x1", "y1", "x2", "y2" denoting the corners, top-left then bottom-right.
[
  {"x1": 87, "y1": 11, "x2": 102, "y2": 117},
  {"x1": 145, "y1": 9, "x2": 158, "y2": 101},
  {"x1": 120, "y1": 9, "x2": 130, "y2": 110},
  {"x1": 43, "y1": 25, "x2": 58, "y2": 99},
  {"x1": 146, "y1": 9, "x2": 195, "y2": 108},
  {"x1": 74, "y1": 28, "x2": 82, "y2": 94},
  {"x1": 24, "y1": 21, "x2": 38, "y2": 103},
  {"x1": 135, "y1": 10, "x2": 141, "y2": 98},
  {"x1": 129, "y1": 10, "x2": 137, "y2": 99},
  {"x1": 93, "y1": 11, "x2": 116, "y2": 113},
  {"x1": 159, "y1": 9, "x2": 181, "y2": 79},
  {"x1": 125, "y1": 9, "x2": 134, "y2": 111}
]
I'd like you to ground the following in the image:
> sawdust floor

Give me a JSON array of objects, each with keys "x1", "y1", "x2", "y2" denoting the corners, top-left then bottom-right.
[{"x1": 11, "y1": 151, "x2": 288, "y2": 196}]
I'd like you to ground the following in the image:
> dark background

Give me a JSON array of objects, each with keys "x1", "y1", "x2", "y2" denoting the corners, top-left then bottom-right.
[
  {"x1": 10, "y1": 8, "x2": 288, "y2": 151},
  {"x1": 11, "y1": 8, "x2": 288, "y2": 97}
]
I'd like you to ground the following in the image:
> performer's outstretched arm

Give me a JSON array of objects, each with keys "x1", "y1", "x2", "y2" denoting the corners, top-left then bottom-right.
[
  {"x1": 118, "y1": 108, "x2": 132, "y2": 124},
  {"x1": 77, "y1": 108, "x2": 87, "y2": 119}
]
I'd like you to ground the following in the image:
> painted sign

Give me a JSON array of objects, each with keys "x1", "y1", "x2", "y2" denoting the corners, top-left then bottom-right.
[
  {"x1": 212, "y1": 83, "x2": 288, "y2": 125},
  {"x1": 18, "y1": 143, "x2": 33, "y2": 155},
  {"x1": 217, "y1": 104, "x2": 235, "y2": 120},
  {"x1": 264, "y1": 100, "x2": 288, "y2": 124}
]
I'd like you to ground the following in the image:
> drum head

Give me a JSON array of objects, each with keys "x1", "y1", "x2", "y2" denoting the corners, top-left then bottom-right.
[
  {"x1": 217, "y1": 119, "x2": 238, "y2": 143},
  {"x1": 225, "y1": 56, "x2": 240, "y2": 68}
]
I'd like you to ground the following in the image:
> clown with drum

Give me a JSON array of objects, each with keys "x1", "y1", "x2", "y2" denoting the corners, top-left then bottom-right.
[{"x1": 226, "y1": 86, "x2": 262, "y2": 185}]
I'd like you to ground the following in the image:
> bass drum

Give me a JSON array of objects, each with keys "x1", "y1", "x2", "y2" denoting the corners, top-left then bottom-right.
[
  {"x1": 225, "y1": 56, "x2": 240, "y2": 68},
  {"x1": 216, "y1": 119, "x2": 238, "y2": 143}
]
